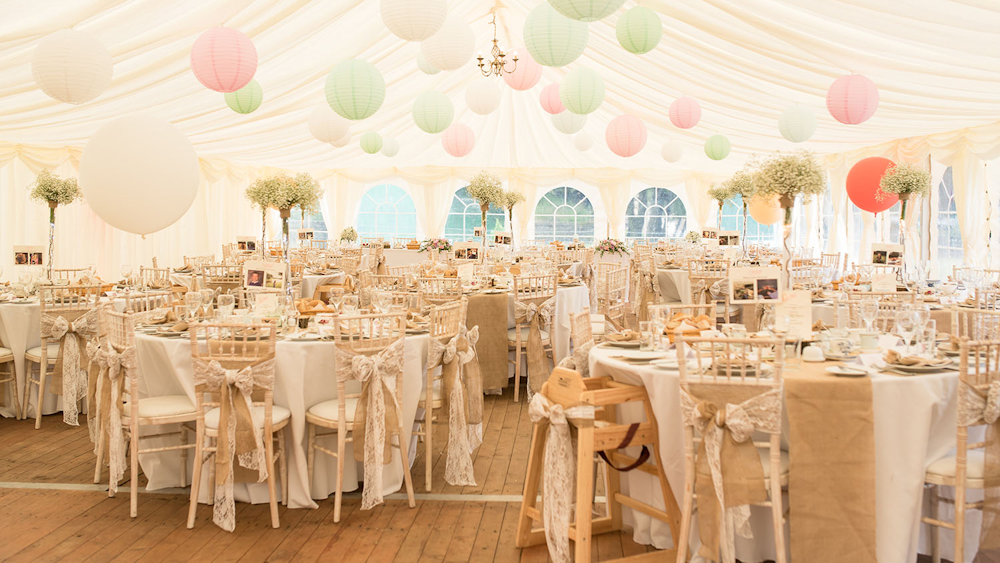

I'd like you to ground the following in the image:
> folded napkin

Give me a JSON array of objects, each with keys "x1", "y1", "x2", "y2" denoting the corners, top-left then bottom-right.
[
  {"x1": 606, "y1": 330, "x2": 640, "y2": 342},
  {"x1": 665, "y1": 313, "x2": 713, "y2": 332},
  {"x1": 407, "y1": 311, "x2": 428, "y2": 324},
  {"x1": 666, "y1": 320, "x2": 701, "y2": 336},
  {"x1": 406, "y1": 320, "x2": 426, "y2": 330},
  {"x1": 166, "y1": 321, "x2": 188, "y2": 332},
  {"x1": 173, "y1": 267, "x2": 192, "y2": 273},
  {"x1": 883, "y1": 349, "x2": 951, "y2": 368},
  {"x1": 149, "y1": 310, "x2": 179, "y2": 325},
  {"x1": 812, "y1": 319, "x2": 829, "y2": 332}
]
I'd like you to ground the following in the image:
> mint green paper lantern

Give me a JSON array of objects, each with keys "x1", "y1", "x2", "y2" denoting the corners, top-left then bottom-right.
[
  {"x1": 360, "y1": 131, "x2": 383, "y2": 154},
  {"x1": 559, "y1": 67, "x2": 604, "y2": 115},
  {"x1": 325, "y1": 59, "x2": 386, "y2": 121},
  {"x1": 524, "y1": 3, "x2": 589, "y2": 67},
  {"x1": 224, "y1": 79, "x2": 263, "y2": 114},
  {"x1": 616, "y1": 7, "x2": 662, "y2": 54},
  {"x1": 412, "y1": 91, "x2": 454, "y2": 134},
  {"x1": 548, "y1": 0, "x2": 624, "y2": 22},
  {"x1": 705, "y1": 134, "x2": 731, "y2": 160}
]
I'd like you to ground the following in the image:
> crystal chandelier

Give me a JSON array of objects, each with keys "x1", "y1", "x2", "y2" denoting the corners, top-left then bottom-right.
[{"x1": 477, "y1": 11, "x2": 517, "y2": 78}]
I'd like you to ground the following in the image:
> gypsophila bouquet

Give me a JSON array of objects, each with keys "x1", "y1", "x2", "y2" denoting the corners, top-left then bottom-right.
[
  {"x1": 595, "y1": 238, "x2": 628, "y2": 257},
  {"x1": 707, "y1": 184, "x2": 735, "y2": 205},
  {"x1": 722, "y1": 170, "x2": 756, "y2": 199},
  {"x1": 467, "y1": 171, "x2": 504, "y2": 211},
  {"x1": 685, "y1": 231, "x2": 702, "y2": 243},
  {"x1": 245, "y1": 173, "x2": 323, "y2": 215},
  {"x1": 30, "y1": 170, "x2": 80, "y2": 207},
  {"x1": 751, "y1": 151, "x2": 825, "y2": 203},
  {"x1": 340, "y1": 227, "x2": 358, "y2": 242},
  {"x1": 877, "y1": 163, "x2": 930, "y2": 200},
  {"x1": 419, "y1": 238, "x2": 453, "y2": 252}
]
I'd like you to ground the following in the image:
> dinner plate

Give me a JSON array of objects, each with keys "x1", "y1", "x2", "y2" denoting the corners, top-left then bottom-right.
[
  {"x1": 881, "y1": 362, "x2": 953, "y2": 374},
  {"x1": 611, "y1": 351, "x2": 666, "y2": 361},
  {"x1": 286, "y1": 333, "x2": 322, "y2": 341},
  {"x1": 824, "y1": 353, "x2": 859, "y2": 361},
  {"x1": 937, "y1": 345, "x2": 961, "y2": 356},
  {"x1": 826, "y1": 365, "x2": 868, "y2": 377},
  {"x1": 154, "y1": 331, "x2": 189, "y2": 337},
  {"x1": 602, "y1": 340, "x2": 641, "y2": 349}
]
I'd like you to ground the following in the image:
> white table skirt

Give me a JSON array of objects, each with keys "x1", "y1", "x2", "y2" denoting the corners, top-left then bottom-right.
[
  {"x1": 657, "y1": 268, "x2": 690, "y2": 304},
  {"x1": 133, "y1": 332, "x2": 429, "y2": 509},
  {"x1": 299, "y1": 272, "x2": 345, "y2": 301},
  {"x1": 169, "y1": 273, "x2": 198, "y2": 290},
  {"x1": 587, "y1": 345, "x2": 980, "y2": 562}
]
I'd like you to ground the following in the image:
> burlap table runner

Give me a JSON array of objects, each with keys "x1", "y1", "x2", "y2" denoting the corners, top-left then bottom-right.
[
  {"x1": 784, "y1": 367, "x2": 877, "y2": 563},
  {"x1": 466, "y1": 292, "x2": 509, "y2": 391}
]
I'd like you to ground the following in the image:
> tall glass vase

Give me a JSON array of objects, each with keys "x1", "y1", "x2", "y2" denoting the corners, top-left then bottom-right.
[
  {"x1": 280, "y1": 208, "x2": 292, "y2": 299},
  {"x1": 507, "y1": 207, "x2": 515, "y2": 249},
  {"x1": 480, "y1": 204, "x2": 489, "y2": 264},
  {"x1": 740, "y1": 201, "x2": 749, "y2": 261},
  {"x1": 261, "y1": 209, "x2": 267, "y2": 248},
  {"x1": 898, "y1": 193, "x2": 910, "y2": 286},
  {"x1": 47, "y1": 202, "x2": 56, "y2": 281},
  {"x1": 780, "y1": 195, "x2": 794, "y2": 289}
]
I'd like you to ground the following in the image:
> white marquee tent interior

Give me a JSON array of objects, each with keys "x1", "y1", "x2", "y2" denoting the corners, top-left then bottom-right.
[{"x1": 2, "y1": 0, "x2": 1000, "y2": 278}]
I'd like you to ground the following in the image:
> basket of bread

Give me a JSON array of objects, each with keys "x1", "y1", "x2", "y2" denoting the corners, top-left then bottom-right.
[
  {"x1": 406, "y1": 240, "x2": 420, "y2": 250},
  {"x1": 295, "y1": 298, "x2": 338, "y2": 316},
  {"x1": 664, "y1": 313, "x2": 714, "y2": 343}
]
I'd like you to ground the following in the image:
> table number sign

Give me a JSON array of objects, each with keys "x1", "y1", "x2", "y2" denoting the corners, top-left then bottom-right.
[
  {"x1": 871, "y1": 243, "x2": 903, "y2": 267},
  {"x1": 297, "y1": 228, "x2": 314, "y2": 240},
  {"x1": 718, "y1": 230, "x2": 740, "y2": 246},
  {"x1": 701, "y1": 227, "x2": 719, "y2": 240}
]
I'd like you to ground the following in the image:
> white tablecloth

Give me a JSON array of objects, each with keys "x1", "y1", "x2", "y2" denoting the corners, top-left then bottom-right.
[
  {"x1": 133, "y1": 332, "x2": 429, "y2": 509},
  {"x1": 656, "y1": 268, "x2": 690, "y2": 304},
  {"x1": 299, "y1": 272, "x2": 345, "y2": 301},
  {"x1": 587, "y1": 345, "x2": 978, "y2": 562},
  {"x1": 169, "y1": 273, "x2": 198, "y2": 290},
  {"x1": 360, "y1": 248, "x2": 427, "y2": 271}
]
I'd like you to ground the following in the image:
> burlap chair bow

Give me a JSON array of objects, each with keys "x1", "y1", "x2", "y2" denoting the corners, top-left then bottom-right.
[
  {"x1": 193, "y1": 357, "x2": 274, "y2": 532},
  {"x1": 40, "y1": 305, "x2": 101, "y2": 426},
  {"x1": 528, "y1": 393, "x2": 596, "y2": 563},
  {"x1": 514, "y1": 297, "x2": 555, "y2": 396},
  {"x1": 679, "y1": 387, "x2": 782, "y2": 563},
  {"x1": 426, "y1": 326, "x2": 483, "y2": 486},
  {"x1": 91, "y1": 340, "x2": 137, "y2": 494},
  {"x1": 556, "y1": 339, "x2": 593, "y2": 378},
  {"x1": 372, "y1": 254, "x2": 387, "y2": 275},
  {"x1": 336, "y1": 339, "x2": 405, "y2": 510},
  {"x1": 957, "y1": 379, "x2": 1000, "y2": 554},
  {"x1": 578, "y1": 263, "x2": 596, "y2": 309},
  {"x1": 632, "y1": 269, "x2": 661, "y2": 323}
]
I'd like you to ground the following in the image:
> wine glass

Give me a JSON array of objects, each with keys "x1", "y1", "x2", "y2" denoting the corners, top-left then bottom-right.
[
  {"x1": 184, "y1": 292, "x2": 202, "y2": 322},
  {"x1": 859, "y1": 297, "x2": 879, "y2": 333},
  {"x1": 342, "y1": 295, "x2": 359, "y2": 315},
  {"x1": 373, "y1": 290, "x2": 392, "y2": 314},
  {"x1": 120, "y1": 264, "x2": 133, "y2": 291},
  {"x1": 894, "y1": 305, "x2": 917, "y2": 355},
  {"x1": 217, "y1": 294, "x2": 236, "y2": 319}
]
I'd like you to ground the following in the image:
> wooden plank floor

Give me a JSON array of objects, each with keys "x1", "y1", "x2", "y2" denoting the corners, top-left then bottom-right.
[{"x1": 0, "y1": 386, "x2": 662, "y2": 562}]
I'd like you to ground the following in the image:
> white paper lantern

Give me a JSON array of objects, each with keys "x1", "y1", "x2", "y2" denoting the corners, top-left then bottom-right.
[
  {"x1": 548, "y1": 0, "x2": 625, "y2": 21},
  {"x1": 79, "y1": 116, "x2": 198, "y2": 236},
  {"x1": 778, "y1": 105, "x2": 817, "y2": 143},
  {"x1": 465, "y1": 80, "x2": 502, "y2": 115},
  {"x1": 661, "y1": 140, "x2": 683, "y2": 163},
  {"x1": 573, "y1": 132, "x2": 593, "y2": 151},
  {"x1": 380, "y1": 0, "x2": 447, "y2": 41},
  {"x1": 552, "y1": 112, "x2": 587, "y2": 134},
  {"x1": 381, "y1": 136, "x2": 400, "y2": 157},
  {"x1": 32, "y1": 30, "x2": 113, "y2": 105},
  {"x1": 417, "y1": 51, "x2": 441, "y2": 75},
  {"x1": 330, "y1": 130, "x2": 352, "y2": 148},
  {"x1": 309, "y1": 106, "x2": 351, "y2": 143},
  {"x1": 420, "y1": 15, "x2": 475, "y2": 71}
]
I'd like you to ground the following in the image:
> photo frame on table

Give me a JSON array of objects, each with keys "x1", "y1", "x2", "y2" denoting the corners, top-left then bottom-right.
[
  {"x1": 718, "y1": 231, "x2": 740, "y2": 247},
  {"x1": 243, "y1": 260, "x2": 285, "y2": 289},
  {"x1": 473, "y1": 226, "x2": 485, "y2": 238},
  {"x1": 13, "y1": 245, "x2": 45, "y2": 266},
  {"x1": 701, "y1": 227, "x2": 719, "y2": 240},
  {"x1": 493, "y1": 232, "x2": 513, "y2": 246},
  {"x1": 454, "y1": 247, "x2": 468, "y2": 260},
  {"x1": 729, "y1": 266, "x2": 782, "y2": 304},
  {"x1": 236, "y1": 236, "x2": 257, "y2": 252},
  {"x1": 297, "y1": 228, "x2": 314, "y2": 241},
  {"x1": 871, "y1": 243, "x2": 903, "y2": 267}
]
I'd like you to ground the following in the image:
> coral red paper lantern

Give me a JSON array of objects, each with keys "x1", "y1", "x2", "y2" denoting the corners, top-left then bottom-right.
[
  {"x1": 605, "y1": 115, "x2": 647, "y2": 157},
  {"x1": 847, "y1": 157, "x2": 897, "y2": 213},
  {"x1": 827, "y1": 74, "x2": 879, "y2": 125},
  {"x1": 190, "y1": 27, "x2": 257, "y2": 93},
  {"x1": 669, "y1": 96, "x2": 701, "y2": 129}
]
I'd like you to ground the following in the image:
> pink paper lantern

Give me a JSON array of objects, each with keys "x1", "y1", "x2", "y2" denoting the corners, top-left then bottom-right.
[
  {"x1": 503, "y1": 51, "x2": 542, "y2": 91},
  {"x1": 190, "y1": 27, "x2": 257, "y2": 93},
  {"x1": 539, "y1": 84, "x2": 565, "y2": 114},
  {"x1": 442, "y1": 123, "x2": 475, "y2": 157},
  {"x1": 827, "y1": 74, "x2": 879, "y2": 125},
  {"x1": 605, "y1": 114, "x2": 647, "y2": 157},
  {"x1": 669, "y1": 96, "x2": 701, "y2": 129}
]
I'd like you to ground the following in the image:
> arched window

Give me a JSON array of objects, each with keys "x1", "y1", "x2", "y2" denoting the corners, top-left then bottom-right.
[
  {"x1": 355, "y1": 184, "x2": 417, "y2": 239},
  {"x1": 534, "y1": 187, "x2": 595, "y2": 244},
  {"x1": 444, "y1": 187, "x2": 506, "y2": 242},
  {"x1": 937, "y1": 166, "x2": 962, "y2": 272},
  {"x1": 625, "y1": 187, "x2": 687, "y2": 240},
  {"x1": 719, "y1": 195, "x2": 776, "y2": 245}
]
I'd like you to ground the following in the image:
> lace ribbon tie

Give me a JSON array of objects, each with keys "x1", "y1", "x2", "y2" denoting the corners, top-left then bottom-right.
[
  {"x1": 514, "y1": 298, "x2": 555, "y2": 397},
  {"x1": 92, "y1": 341, "x2": 137, "y2": 494},
  {"x1": 528, "y1": 393, "x2": 596, "y2": 563},
  {"x1": 40, "y1": 305, "x2": 101, "y2": 426},
  {"x1": 427, "y1": 327, "x2": 482, "y2": 486},
  {"x1": 957, "y1": 378, "x2": 1000, "y2": 553}
]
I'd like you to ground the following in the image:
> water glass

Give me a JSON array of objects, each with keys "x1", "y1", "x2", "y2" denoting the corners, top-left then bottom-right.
[
  {"x1": 184, "y1": 292, "x2": 202, "y2": 321},
  {"x1": 342, "y1": 295, "x2": 359, "y2": 315},
  {"x1": 217, "y1": 294, "x2": 235, "y2": 319},
  {"x1": 639, "y1": 321, "x2": 654, "y2": 351}
]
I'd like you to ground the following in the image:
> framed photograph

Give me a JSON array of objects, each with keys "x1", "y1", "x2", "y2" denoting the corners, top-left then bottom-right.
[
  {"x1": 466, "y1": 246, "x2": 479, "y2": 261},
  {"x1": 236, "y1": 236, "x2": 257, "y2": 251},
  {"x1": 298, "y1": 228, "x2": 314, "y2": 240},
  {"x1": 244, "y1": 260, "x2": 284, "y2": 289},
  {"x1": 473, "y1": 226, "x2": 484, "y2": 238},
  {"x1": 454, "y1": 247, "x2": 468, "y2": 260},
  {"x1": 718, "y1": 231, "x2": 739, "y2": 246},
  {"x1": 871, "y1": 243, "x2": 903, "y2": 267},
  {"x1": 701, "y1": 227, "x2": 719, "y2": 240},
  {"x1": 492, "y1": 232, "x2": 512, "y2": 245},
  {"x1": 729, "y1": 266, "x2": 783, "y2": 304},
  {"x1": 14, "y1": 245, "x2": 45, "y2": 267}
]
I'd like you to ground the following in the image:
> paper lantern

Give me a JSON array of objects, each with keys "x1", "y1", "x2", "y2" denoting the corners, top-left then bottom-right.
[
  {"x1": 552, "y1": 112, "x2": 587, "y2": 134},
  {"x1": 573, "y1": 132, "x2": 593, "y2": 151},
  {"x1": 560, "y1": 67, "x2": 604, "y2": 115},
  {"x1": 606, "y1": 115, "x2": 647, "y2": 157},
  {"x1": 325, "y1": 59, "x2": 386, "y2": 120},
  {"x1": 412, "y1": 91, "x2": 454, "y2": 134},
  {"x1": 442, "y1": 124, "x2": 475, "y2": 157},
  {"x1": 669, "y1": 97, "x2": 701, "y2": 129},
  {"x1": 190, "y1": 27, "x2": 257, "y2": 93},
  {"x1": 778, "y1": 105, "x2": 816, "y2": 143},
  {"x1": 420, "y1": 15, "x2": 475, "y2": 71},
  {"x1": 548, "y1": 0, "x2": 624, "y2": 21},
  {"x1": 417, "y1": 51, "x2": 441, "y2": 75},
  {"x1": 466, "y1": 80, "x2": 501, "y2": 115},
  {"x1": 748, "y1": 194, "x2": 782, "y2": 226},
  {"x1": 847, "y1": 157, "x2": 897, "y2": 213},
  {"x1": 503, "y1": 50, "x2": 542, "y2": 91},
  {"x1": 661, "y1": 140, "x2": 683, "y2": 163},
  {"x1": 360, "y1": 131, "x2": 383, "y2": 154},
  {"x1": 827, "y1": 74, "x2": 879, "y2": 125},
  {"x1": 380, "y1": 0, "x2": 447, "y2": 41},
  {"x1": 704, "y1": 134, "x2": 731, "y2": 160},
  {"x1": 523, "y1": 3, "x2": 589, "y2": 67},
  {"x1": 79, "y1": 116, "x2": 198, "y2": 236},
  {"x1": 331, "y1": 130, "x2": 352, "y2": 148},
  {"x1": 224, "y1": 79, "x2": 263, "y2": 114},
  {"x1": 381, "y1": 136, "x2": 400, "y2": 157},
  {"x1": 31, "y1": 30, "x2": 113, "y2": 105},
  {"x1": 309, "y1": 106, "x2": 351, "y2": 143},
  {"x1": 616, "y1": 6, "x2": 662, "y2": 54},
  {"x1": 540, "y1": 84, "x2": 564, "y2": 114}
]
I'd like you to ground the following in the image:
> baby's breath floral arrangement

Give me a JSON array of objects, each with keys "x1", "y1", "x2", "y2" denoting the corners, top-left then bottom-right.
[
  {"x1": 685, "y1": 231, "x2": 701, "y2": 243},
  {"x1": 467, "y1": 171, "x2": 504, "y2": 217},
  {"x1": 339, "y1": 227, "x2": 358, "y2": 242},
  {"x1": 751, "y1": 151, "x2": 825, "y2": 225},
  {"x1": 878, "y1": 163, "x2": 930, "y2": 220},
  {"x1": 707, "y1": 183, "x2": 735, "y2": 205},
  {"x1": 499, "y1": 189, "x2": 526, "y2": 220},
  {"x1": 245, "y1": 173, "x2": 323, "y2": 217},
  {"x1": 595, "y1": 238, "x2": 628, "y2": 257},
  {"x1": 31, "y1": 170, "x2": 81, "y2": 208},
  {"x1": 419, "y1": 238, "x2": 452, "y2": 252}
]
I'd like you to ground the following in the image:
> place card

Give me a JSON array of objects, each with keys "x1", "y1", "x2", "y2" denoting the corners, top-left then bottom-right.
[
  {"x1": 457, "y1": 263, "x2": 474, "y2": 284},
  {"x1": 775, "y1": 290, "x2": 812, "y2": 339},
  {"x1": 872, "y1": 273, "x2": 896, "y2": 293},
  {"x1": 878, "y1": 334, "x2": 901, "y2": 349}
]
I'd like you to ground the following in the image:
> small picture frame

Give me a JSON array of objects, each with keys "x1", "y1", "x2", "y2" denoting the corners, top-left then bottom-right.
[
  {"x1": 244, "y1": 260, "x2": 285, "y2": 289},
  {"x1": 493, "y1": 232, "x2": 513, "y2": 246},
  {"x1": 14, "y1": 245, "x2": 45, "y2": 266},
  {"x1": 718, "y1": 231, "x2": 740, "y2": 247},
  {"x1": 467, "y1": 246, "x2": 480, "y2": 261},
  {"x1": 871, "y1": 243, "x2": 904, "y2": 267},
  {"x1": 701, "y1": 228, "x2": 719, "y2": 240},
  {"x1": 236, "y1": 236, "x2": 257, "y2": 252},
  {"x1": 298, "y1": 228, "x2": 314, "y2": 241},
  {"x1": 473, "y1": 226, "x2": 485, "y2": 238},
  {"x1": 454, "y1": 247, "x2": 468, "y2": 260},
  {"x1": 729, "y1": 266, "x2": 782, "y2": 304}
]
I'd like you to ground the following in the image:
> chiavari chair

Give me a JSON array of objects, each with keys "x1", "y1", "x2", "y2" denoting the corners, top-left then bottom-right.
[
  {"x1": 845, "y1": 291, "x2": 917, "y2": 331},
  {"x1": 124, "y1": 290, "x2": 174, "y2": 313},
  {"x1": 0, "y1": 334, "x2": 18, "y2": 419},
  {"x1": 687, "y1": 258, "x2": 728, "y2": 305},
  {"x1": 594, "y1": 265, "x2": 628, "y2": 334},
  {"x1": 509, "y1": 274, "x2": 557, "y2": 402},
  {"x1": 139, "y1": 266, "x2": 172, "y2": 290},
  {"x1": 201, "y1": 264, "x2": 243, "y2": 295},
  {"x1": 419, "y1": 277, "x2": 463, "y2": 305},
  {"x1": 52, "y1": 267, "x2": 92, "y2": 283},
  {"x1": 821, "y1": 252, "x2": 842, "y2": 273},
  {"x1": 952, "y1": 307, "x2": 1000, "y2": 341}
]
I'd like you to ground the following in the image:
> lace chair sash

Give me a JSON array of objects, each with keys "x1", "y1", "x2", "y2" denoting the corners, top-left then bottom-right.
[
  {"x1": 372, "y1": 254, "x2": 387, "y2": 275},
  {"x1": 39, "y1": 305, "x2": 102, "y2": 426},
  {"x1": 579, "y1": 263, "x2": 596, "y2": 309},
  {"x1": 193, "y1": 357, "x2": 275, "y2": 531},
  {"x1": 336, "y1": 339, "x2": 405, "y2": 510},
  {"x1": 427, "y1": 327, "x2": 482, "y2": 486},
  {"x1": 632, "y1": 270, "x2": 661, "y2": 322},
  {"x1": 528, "y1": 393, "x2": 596, "y2": 563},
  {"x1": 679, "y1": 387, "x2": 782, "y2": 563},
  {"x1": 958, "y1": 379, "x2": 1000, "y2": 553},
  {"x1": 556, "y1": 339, "x2": 593, "y2": 378},
  {"x1": 514, "y1": 297, "x2": 555, "y2": 397},
  {"x1": 90, "y1": 340, "x2": 138, "y2": 494}
]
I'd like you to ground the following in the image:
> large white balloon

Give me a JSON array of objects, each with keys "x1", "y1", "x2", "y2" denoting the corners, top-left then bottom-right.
[
  {"x1": 552, "y1": 111, "x2": 587, "y2": 134},
  {"x1": 80, "y1": 116, "x2": 199, "y2": 236},
  {"x1": 419, "y1": 15, "x2": 475, "y2": 71},
  {"x1": 309, "y1": 106, "x2": 350, "y2": 143},
  {"x1": 465, "y1": 80, "x2": 501, "y2": 115},
  {"x1": 32, "y1": 29, "x2": 113, "y2": 105},
  {"x1": 380, "y1": 0, "x2": 447, "y2": 41}
]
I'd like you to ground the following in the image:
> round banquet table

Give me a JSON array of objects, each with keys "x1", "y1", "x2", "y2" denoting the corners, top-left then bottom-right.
[
  {"x1": 133, "y1": 332, "x2": 429, "y2": 509},
  {"x1": 740, "y1": 301, "x2": 956, "y2": 333},
  {"x1": 299, "y1": 272, "x2": 346, "y2": 301},
  {"x1": 587, "y1": 344, "x2": 982, "y2": 562}
]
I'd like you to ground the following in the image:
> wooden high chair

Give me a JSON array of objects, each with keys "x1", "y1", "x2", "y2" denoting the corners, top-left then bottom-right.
[{"x1": 516, "y1": 368, "x2": 680, "y2": 562}]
